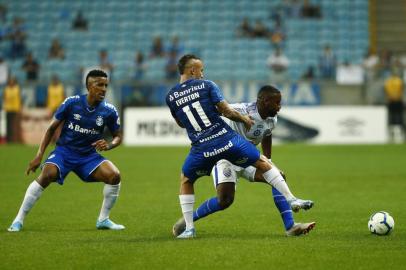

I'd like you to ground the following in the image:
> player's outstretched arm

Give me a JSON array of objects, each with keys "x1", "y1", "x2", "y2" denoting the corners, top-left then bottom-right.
[
  {"x1": 26, "y1": 118, "x2": 62, "y2": 175},
  {"x1": 216, "y1": 101, "x2": 254, "y2": 130},
  {"x1": 92, "y1": 130, "x2": 122, "y2": 151}
]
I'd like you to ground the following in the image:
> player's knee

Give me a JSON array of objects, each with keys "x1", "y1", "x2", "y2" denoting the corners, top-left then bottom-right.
[
  {"x1": 37, "y1": 167, "x2": 58, "y2": 187},
  {"x1": 106, "y1": 169, "x2": 121, "y2": 185}
]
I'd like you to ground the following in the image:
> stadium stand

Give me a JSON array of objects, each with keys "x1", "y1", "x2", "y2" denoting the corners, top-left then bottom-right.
[{"x1": 2, "y1": 0, "x2": 369, "y2": 83}]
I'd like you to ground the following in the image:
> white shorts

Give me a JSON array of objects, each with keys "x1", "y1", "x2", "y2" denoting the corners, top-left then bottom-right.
[{"x1": 211, "y1": 159, "x2": 280, "y2": 188}]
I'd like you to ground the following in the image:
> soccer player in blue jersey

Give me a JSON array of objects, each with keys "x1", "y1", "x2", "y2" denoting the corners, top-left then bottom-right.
[
  {"x1": 166, "y1": 54, "x2": 313, "y2": 238},
  {"x1": 172, "y1": 86, "x2": 315, "y2": 237},
  {"x1": 8, "y1": 70, "x2": 124, "y2": 232}
]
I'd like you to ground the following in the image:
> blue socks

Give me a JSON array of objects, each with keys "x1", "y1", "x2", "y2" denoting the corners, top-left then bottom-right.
[
  {"x1": 193, "y1": 197, "x2": 223, "y2": 221},
  {"x1": 192, "y1": 189, "x2": 294, "y2": 231},
  {"x1": 272, "y1": 187, "x2": 295, "y2": 230}
]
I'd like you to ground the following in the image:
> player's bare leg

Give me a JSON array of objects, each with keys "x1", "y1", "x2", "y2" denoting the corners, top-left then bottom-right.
[
  {"x1": 174, "y1": 160, "x2": 237, "y2": 237},
  {"x1": 8, "y1": 164, "x2": 58, "y2": 232},
  {"x1": 173, "y1": 181, "x2": 236, "y2": 237},
  {"x1": 254, "y1": 156, "x2": 313, "y2": 212},
  {"x1": 252, "y1": 163, "x2": 315, "y2": 235},
  {"x1": 92, "y1": 160, "x2": 125, "y2": 230}
]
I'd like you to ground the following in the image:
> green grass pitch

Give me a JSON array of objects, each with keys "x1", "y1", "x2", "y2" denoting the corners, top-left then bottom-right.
[{"x1": 0, "y1": 144, "x2": 405, "y2": 269}]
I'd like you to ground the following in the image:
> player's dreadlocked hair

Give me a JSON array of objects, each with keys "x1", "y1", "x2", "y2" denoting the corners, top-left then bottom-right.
[
  {"x1": 86, "y1": 69, "x2": 108, "y2": 88},
  {"x1": 257, "y1": 85, "x2": 280, "y2": 99},
  {"x1": 178, "y1": 54, "x2": 200, "y2": 75}
]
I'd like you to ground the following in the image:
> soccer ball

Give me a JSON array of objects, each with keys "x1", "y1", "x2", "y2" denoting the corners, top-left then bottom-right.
[{"x1": 368, "y1": 211, "x2": 395, "y2": 235}]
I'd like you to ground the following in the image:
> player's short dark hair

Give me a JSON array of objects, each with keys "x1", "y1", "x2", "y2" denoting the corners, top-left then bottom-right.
[
  {"x1": 86, "y1": 69, "x2": 108, "y2": 88},
  {"x1": 178, "y1": 54, "x2": 200, "y2": 75},
  {"x1": 258, "y1": 85, "x2": 280, "y2": 99}
]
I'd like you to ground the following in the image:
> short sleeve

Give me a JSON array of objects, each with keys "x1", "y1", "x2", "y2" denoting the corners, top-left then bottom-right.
[
  {"x1": 207, "y1": 80, "x2": 224, "y2": 104},
  {"x1": 54, "y1": 97, "x2": 73, "y2": 120},
  {"x1": 228, "y1": 103, "x2": 248, "y2": 115},
  {"x1": 166, "y1": 93, "x2": 177, "y2": 119},
  {"x1": 106, "y1": 105, "x2": 121, "y2": 133}
]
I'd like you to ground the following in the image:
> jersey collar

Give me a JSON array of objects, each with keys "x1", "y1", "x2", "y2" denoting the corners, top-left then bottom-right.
[{"x1": 81, "y1": 94, "x2": 102, "y2": 113}]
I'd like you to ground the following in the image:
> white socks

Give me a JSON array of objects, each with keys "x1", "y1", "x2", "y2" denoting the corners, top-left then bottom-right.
[
  {"x1": 179, "y1": 194, "x2": 195, "y2": 230},
  {"x1": 98, "y1": 183, "x2": 121, "y2": 222},
  {"x1": 263, "y1": 167, "x2": 295, "y2": 201},
  {"x1": 14, "y1": 180, "x2": 44, "y2": 224}
]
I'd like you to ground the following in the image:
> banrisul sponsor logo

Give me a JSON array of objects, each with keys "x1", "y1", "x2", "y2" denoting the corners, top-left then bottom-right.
[
  {"x1": 203, "y1": 141, "x2": 233, "y2": 158},
  {"x1": 68, "y1": 122, "x2": 100, "y2": 135},
  {"x1": 168, "y1": 82, "x2": 205, "y2": 102}
]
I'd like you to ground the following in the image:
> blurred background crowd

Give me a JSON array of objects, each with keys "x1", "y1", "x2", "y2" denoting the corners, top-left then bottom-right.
[{"x1": 0, "y1": 0, "x2": 405, "y2": 144}]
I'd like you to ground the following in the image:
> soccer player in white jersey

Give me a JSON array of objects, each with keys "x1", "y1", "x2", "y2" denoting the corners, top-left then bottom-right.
[
  {"x1": 8, "y1": 70, "x2": 124, "y2": 232},
  {"x1": 168, "y1": 54, "x2": 314, "y2": 239},
  {"x1": 173, "y1": 85, "x2": 315, "y2": 236}
]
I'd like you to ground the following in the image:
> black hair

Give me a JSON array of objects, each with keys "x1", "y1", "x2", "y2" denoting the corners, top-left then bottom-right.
[
  {"x1": 178, "y1": 54, "x2": 200, "y2": 75},
  {"x1": 86, "y1": 69, "x2": 108, "y2": 88},
  {"x1": 257, "y1": 85, "x2": 280, "y2": 99}
]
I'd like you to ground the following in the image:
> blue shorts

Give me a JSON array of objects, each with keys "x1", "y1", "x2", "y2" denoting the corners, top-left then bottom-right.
[
  {"x1": 43, "y1": 146, "x2": 107, "y2": 185},
  {"x1": 182, "y1": 134, "x2": 260, "y2": 182}
]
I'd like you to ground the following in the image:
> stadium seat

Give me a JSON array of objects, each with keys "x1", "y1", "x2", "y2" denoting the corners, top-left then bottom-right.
[{"x1": 4, "y1": 0, "x2": 369, "y2": 83}]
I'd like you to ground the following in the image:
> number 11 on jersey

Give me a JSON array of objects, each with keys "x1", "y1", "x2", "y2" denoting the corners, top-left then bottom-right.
[{"x1": 182, "y1": 101, "x2": 212, "y2": 131}]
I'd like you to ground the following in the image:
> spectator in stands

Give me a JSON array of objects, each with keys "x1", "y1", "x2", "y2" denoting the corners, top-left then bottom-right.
[
  {"x1": 168, "y1": 36, "x2": 184, "y2": 56},
  {"x1": 166, "y1": 51, "x2": 178, "y2": 80},
  {"x1": 48, "y1": 38, "x2": 65, "y2": 60},
  {"x1": 99, "y1": 49, "x2": 114, "y2": 77},
  {"x1": 319, "y1": 44, "x2": 336, "y2": 79},
  {"x1": 7, "y1": 17, "x2": 27, "y2": 59},
  {"x1": 384, "y1": 69, "x2": 404, "y2": 142},
  {"x1": 289, "y1": 0, "x2": 303, "y2": 18},
  {"x1": 302, "y1": 66, "x2": 315, "y2": 80},
  {"x1": 2, "y1": 76, "x2": 22, "y2": 143},
  {"x1": 72, "y1": 11, "x2": 88, "y2": 31},
  {"x1": 378, "y1": 49, "x2": 393, "y2": 77},
  {"x1": 21, "y1": 52, "x2": 40, "y2": 81},
  {"x1": 0, "y1": 4, "x2": 7, "y2": 23},
  {"x1": 270, "y1": 20, "x2": 286, "y2": 47},
  {"x1": 252, "y1": 20, "x2": 270, "y2": 38},
  {"x1": 47, "y1": 75, "x2": 65, "y2": 115},
  {"x1": 300, "y1": 0, "x2": 321, "y2": 18},
  {"x1": 47, "y1": 75, "x2": 65, "y2": 142},
  {"x1": 0, "y1": 54, "x2": 9, "y2": 86},
  {"x1": 267, "y1": 47, "x2": 290, "y2": 84},
  {"x1": 134, "y1": 51, "x2": 146, "y2": 80},
  {"x1": 237, "y1": 18, "x2": 253, "y2": 38},
  {"x1": 399, "y1": 55, "x2": 406, "y2": 72},
  {"x1": 362, "y1": 48, "x2": 379, "y2": 82},
  {"x1": 150, "y1": 36, "x2": 165, "y2": 58}
]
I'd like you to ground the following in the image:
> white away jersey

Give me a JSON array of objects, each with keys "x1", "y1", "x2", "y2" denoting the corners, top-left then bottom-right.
[{"x1": 223, "y1": 102, "x2": 277, "y2": 145}]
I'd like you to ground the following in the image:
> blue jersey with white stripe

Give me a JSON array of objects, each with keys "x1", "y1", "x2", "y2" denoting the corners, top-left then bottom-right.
[
  {"x1": 166, "y1": 79, "x2": 234, "y2": 146},
  {"x1": 54, "y1": 94, "x2": 120, "y2": 154}
]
